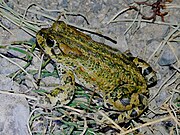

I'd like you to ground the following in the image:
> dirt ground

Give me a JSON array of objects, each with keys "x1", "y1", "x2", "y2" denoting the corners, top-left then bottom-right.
[{"x1": 0, "y1": 0, "x2": 179, "y2": 134}]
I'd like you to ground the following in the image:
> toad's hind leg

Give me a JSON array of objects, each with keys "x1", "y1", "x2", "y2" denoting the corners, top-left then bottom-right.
[
  {"x1": 46, "y1": 70, "x2": 75, "y2": 106},
  {"x1": 114, "y1": 98, "x2": 148, "y2": 123},
  {"x1": 104, "y1": 93, "x2": 148, "y2": 123}
]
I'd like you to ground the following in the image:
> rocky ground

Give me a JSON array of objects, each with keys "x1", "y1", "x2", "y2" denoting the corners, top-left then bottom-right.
[{"x1": 0, "y1": 0, "x2": 179, "y2": 134}]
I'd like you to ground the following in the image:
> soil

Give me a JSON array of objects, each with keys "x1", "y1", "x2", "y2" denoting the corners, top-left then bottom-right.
[{"x1": 0, "y1": 0, "x2": 179, "y2": 134}]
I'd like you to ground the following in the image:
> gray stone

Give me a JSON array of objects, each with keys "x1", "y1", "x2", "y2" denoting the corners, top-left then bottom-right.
[
  {"x1": 158, "y1": 47, "x2": 177, "y2": 66},
  {"x1": 0, "y1": 75, "x2": 29, "y2": 135}
]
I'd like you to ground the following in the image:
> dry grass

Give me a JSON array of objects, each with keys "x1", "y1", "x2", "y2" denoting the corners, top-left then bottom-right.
[{"x1": 0, "y1": 0, "x2": 179, "y2": 134}]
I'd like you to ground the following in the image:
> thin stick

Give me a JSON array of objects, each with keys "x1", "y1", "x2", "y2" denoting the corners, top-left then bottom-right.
[
  {"x1": 80, "y1": 118, "x2": 88, "y2": 135},
  {"x1": 148, "y1": 26, "x2": 180, "y2": 63},
  {"x1": 107, "y1": 7, "x2": 134, "y2": 24},
  {"x1": 149, "y1": 71, "x2": 177, "y2": 102},
  {"x1": 0, "y1": 53, "x2": 38, "y2": 89},
  {"x1": 0, "y1": 22, "x2": 14, "y2": 34},
  {"x1": 0, "y1": 90, "x2": 37, "y2": 100},
  {"x1": 110, "y1": 19, "x2": 179, "y2": 27},
  {"x1": 166, "y1": 105, "x2": 180, "y2": 127},
  {"x1": 98, "y1": 110, "x2": 125, "y2": 132},
  {"x1": 119, "y1": 116, "x2": 172, "y2": 135}
]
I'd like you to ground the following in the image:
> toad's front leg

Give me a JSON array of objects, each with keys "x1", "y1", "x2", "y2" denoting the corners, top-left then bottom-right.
[{"x1": 46, "y1": 70, "x2": 75, "y2": 107}]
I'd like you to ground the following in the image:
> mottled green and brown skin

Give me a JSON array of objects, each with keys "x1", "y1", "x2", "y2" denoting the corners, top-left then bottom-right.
[{"x1": 36, "y1": 21, "x2": 156, "y2": 123}]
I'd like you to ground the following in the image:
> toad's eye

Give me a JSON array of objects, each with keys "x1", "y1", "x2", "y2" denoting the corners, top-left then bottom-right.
[{"x1": 46, "y1": 38, "x2": 55, "y2": 47}]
